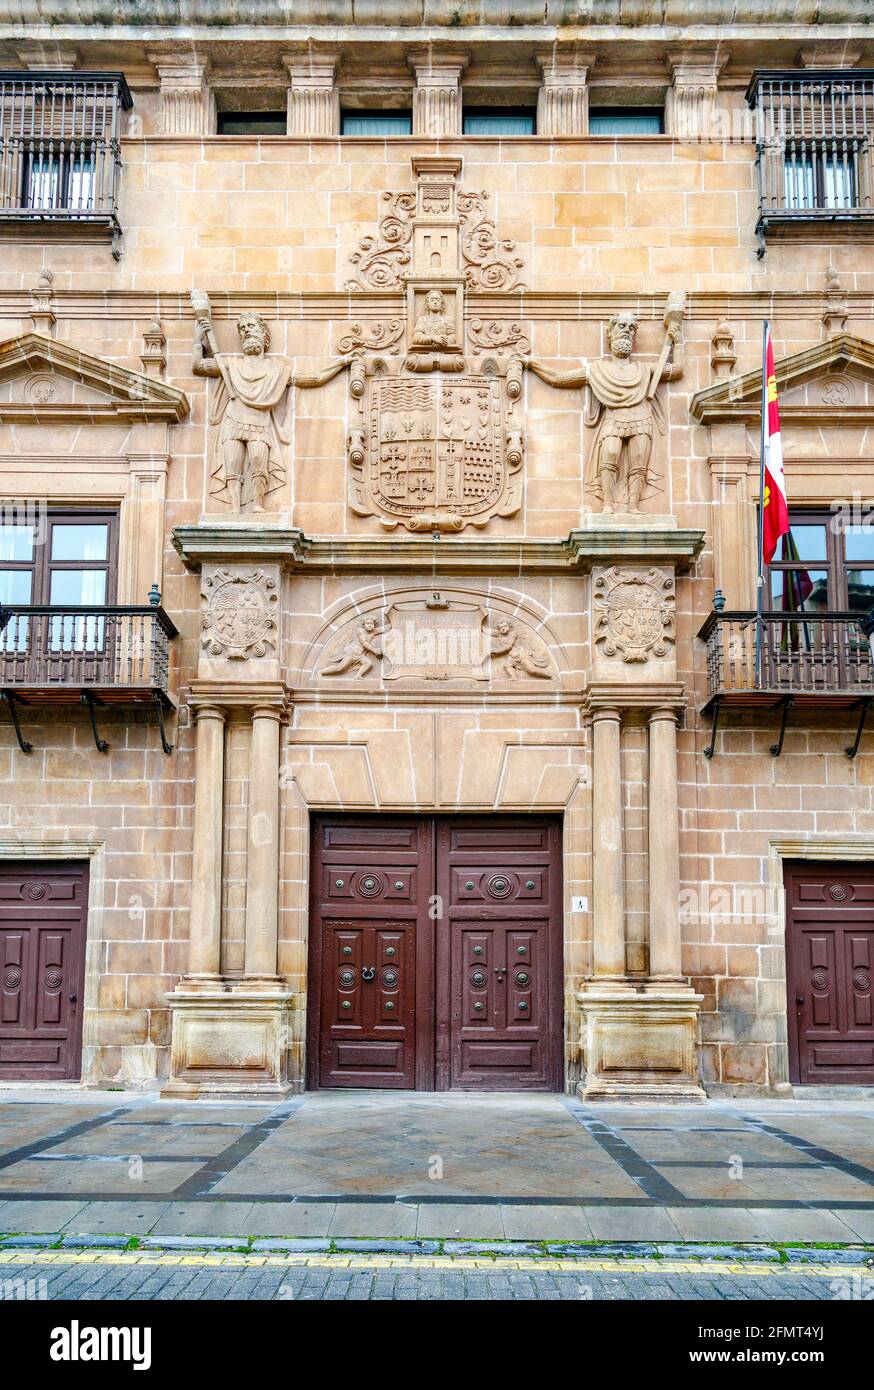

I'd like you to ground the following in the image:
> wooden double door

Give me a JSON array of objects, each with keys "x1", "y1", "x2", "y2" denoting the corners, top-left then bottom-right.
[
  {"x1": 308, "y1": 816, "x2": 563, "y2": 1091},
  {"x1": 785, "y1": 861, "x2": 874, "y2": 1084},
  {"x1": 0, "y1": 861, "x2": 88, "y2": 1080}
]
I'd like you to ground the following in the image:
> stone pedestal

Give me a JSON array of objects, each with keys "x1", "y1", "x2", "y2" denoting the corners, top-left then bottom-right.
[
  {"x1": 162, "y1": 988, "x2": 293, "y2": 1099},
  {"x1": 578, "y1": 985, "x2": 705, "y2": 1102}
]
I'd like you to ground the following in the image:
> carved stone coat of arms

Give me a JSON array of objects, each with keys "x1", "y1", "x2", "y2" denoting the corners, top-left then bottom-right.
[{"x1": 350, "y1": 373, "x2": 521, "y2": 532}]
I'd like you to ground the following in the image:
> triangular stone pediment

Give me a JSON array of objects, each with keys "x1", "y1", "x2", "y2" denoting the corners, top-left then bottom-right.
[
  {"x1": 690, "y1": 333, "x2": 874, "y2": 425},
  {"x1": 0, "y1": 332, "x2": 188, "y2": 424}
]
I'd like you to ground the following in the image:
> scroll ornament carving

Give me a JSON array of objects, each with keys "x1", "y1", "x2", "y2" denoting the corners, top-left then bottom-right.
[
  {"x1": 593, "y1": 568, "x2": 675, "y2": 663},
  {"x1": 345, "y1": 192, "x2": 416, "y2": 291},
  {"x1": 337, "y1": 320, "x2": 405, "y2": 355},
  {"x1": 458, "y1": 191, "x2": 526, "y2": 291},
  {"x1": 467, "y1": 319, "x2": 531, "y2": 356},
  {"x1": 345, "y1": 188, "x2": 525, "y2": 293},
  {"x1": 201, "y1": 568, "x2": 278, "y2": 661}
]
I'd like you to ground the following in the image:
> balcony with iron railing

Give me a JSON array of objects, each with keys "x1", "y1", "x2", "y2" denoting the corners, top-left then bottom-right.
[
  {"x1": 698, "y1": 604, "x2": 874, "y2": 758},
  {"x1": 0, "y1": 597, "x2": 177, "y2": 754},
  {"x1": 0, "y1": 71, "x2": 132, "y2": 257},
  {"x1": 747, "y1": 70, "x2": 874, "y2": 255}
]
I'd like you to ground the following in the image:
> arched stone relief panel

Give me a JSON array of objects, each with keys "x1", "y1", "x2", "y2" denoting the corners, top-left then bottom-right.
[{"x1": 294, "y1": 583, "x2": 574, "y2": 693}]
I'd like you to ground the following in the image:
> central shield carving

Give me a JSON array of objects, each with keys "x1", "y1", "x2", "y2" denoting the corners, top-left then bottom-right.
[
  {"x1": 351, "y1": 374, "x2": 519, "y2": 532},
  {"x1": 373, "y1": 377, "x2": 501, "y2": 521}
]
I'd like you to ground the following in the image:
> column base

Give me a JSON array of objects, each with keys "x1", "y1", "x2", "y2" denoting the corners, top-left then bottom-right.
[
  {"x1": 162, "y1": 987, "x2": 293, "y2": 1100},
  {"x1": 577, "y1": 983, "x2": 706, "y2": 1103}
]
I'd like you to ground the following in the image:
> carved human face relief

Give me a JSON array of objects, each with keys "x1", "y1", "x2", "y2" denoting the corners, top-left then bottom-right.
[
  {"x1": 238, "y1": 315, "x2": 268, "y2": 356},
  {"x1": 608, "y1": 314, "x2": 638, "y2": 358}
]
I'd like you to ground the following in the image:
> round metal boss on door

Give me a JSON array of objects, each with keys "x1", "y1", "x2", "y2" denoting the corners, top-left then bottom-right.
[
  {"x1": 471, "y1": 971, "x2": 486, "y2": 986},
  {"x1": 335, "y1": 879, "x2": 344, "y2": 888},
  {"x1": 525, "y1": 881, "x2": 535, "y2": 890},
  {"x1": 382, "y1": 969, "x2": 398, "y2": 987},
  {"x1": 473, "y1": 1002, "x2": 485, "y2": 1011},
  {"x1": 473, "y1": 945, "x2": 483, "y2": 955},
  {"x1": 341, "y1": 1001, "x2": 351, "y2": 1010},
  {"x1": 517, "y1": 945, "x2": 527, "y2": 955},
  {"x1": 385, "y1": 1001, "x2": 394, "y2": 1010},
  {"x1": 518, "y1": 1001, "x2": 528, "y2": 1010},
  {"x1": 385, "y1": 946, "x2": 396, "y2": 957},
  {"x1": 515, "y1": 971, "x2": 530, "y2": 986},
  {"x1": 487, "y1": 875, "x2": 512, "y2": 898},
  {"x1": 358, "y1": 873, "x2": 383, "y2": 897},
  {"x1": 394, "y1": 881, "x2": 404, "y2": 890},
  {"x1": 465, "y1": 881, "x2": 475, "y2": 890},
  {"x1": 339, "y1": 970, "x2": 355, "y2": 986},
  {"x1": 342, "y1": 946, "x2": 352, "y2": 956}
]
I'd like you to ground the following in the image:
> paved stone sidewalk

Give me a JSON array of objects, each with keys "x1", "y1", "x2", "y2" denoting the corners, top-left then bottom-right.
[
  {"x1": 0, "y1": 1256, "x2": 860, "y2": 1301},
  {"x1": 0, "y1": 1088, "x2": 872, "y2": 1244}
]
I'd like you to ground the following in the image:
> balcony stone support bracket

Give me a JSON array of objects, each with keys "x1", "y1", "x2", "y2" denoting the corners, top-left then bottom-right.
[
  {"x1": 578, "y1": 680, "x2": 704, "y2": 1102},
  {"x1": 148, "y1": 50, "x2": 215, "y2": 135},
  {"x1": 164, "y1": 678, "x2": 294, "y2": 1098},
  {"x1": 536, "y1": 49, "x2": 596, "y2": 136},
  {"x1": 282, "y1": 50, "x2": 340, "y2": 136}
]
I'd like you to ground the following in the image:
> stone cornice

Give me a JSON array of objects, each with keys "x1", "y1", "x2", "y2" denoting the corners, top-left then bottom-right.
[
  {"x1": 2, "y1": 288, "x2": 870, "y2": 325},
  {"x1": 172, "y1": 525, "x2": 705, "y2": 574},
  {"x1": 0, "y1": 2, "x2": 869, "y2": 31},
  {"x1": 187, "y1": 678, "x2": 291, "y2": 712}
]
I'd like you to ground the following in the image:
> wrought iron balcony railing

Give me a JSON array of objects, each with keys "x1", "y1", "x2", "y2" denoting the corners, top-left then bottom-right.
[
  {"x1": 0, "y1": 71, "x2": 132, "y2": 257},
  {"x1": 0, "y1": 604, "x2": 178, "y2": 754},
  {"x1": 747, "y1": 70, "x2": 874, "y2": 255},
  {"x1": 698, "y1": 609, "x2": 874, "y2": 758}
]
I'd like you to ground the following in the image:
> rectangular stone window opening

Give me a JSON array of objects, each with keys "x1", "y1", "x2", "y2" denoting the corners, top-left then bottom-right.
[
  {"x1": 340, "y1": 110, "x2": 413, "y2": 136},
  {"x1": 216, "y1": 111, "x2": 288, "y2": 136},
  {"x1": 461, "y1": 108, "x2": 537, "y2": 135},
  {"x1": 588, "y1": 107, "x2": 665, "y2": 134}
]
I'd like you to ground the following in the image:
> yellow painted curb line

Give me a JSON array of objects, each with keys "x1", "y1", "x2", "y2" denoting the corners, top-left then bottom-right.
[{"x1": 0, "y1": 1250, "x2": 871, "y2": 1276}]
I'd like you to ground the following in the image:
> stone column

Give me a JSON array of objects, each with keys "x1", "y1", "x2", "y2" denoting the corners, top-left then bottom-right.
[
  {"x1": 244, "y1": 704, "x2": 282, "y2": 984},
  {"x1": 591, "y1": 706, "x2": 626, "y2": 981},
  {"x1": 283, "y1": 52, "x2": 340, "y2": 136},
  {"x1": 409, "y1": 54, "x2": 465, "y2": 137},
  {"x1": 537, "y1": 52, "x2": 595, "y2": 136},
  {"x1": 648, "y1": 707, "x2": 683, "y2": 982},
  {"x1": 186, "y1": 704, "x2": 226, "y2": 982},
  {"x1": 149, "y1": 52, "x2": 215, "y2": 135},
  {"x1": 665, "y1": 49, "x2": 725, "y2": 142}
]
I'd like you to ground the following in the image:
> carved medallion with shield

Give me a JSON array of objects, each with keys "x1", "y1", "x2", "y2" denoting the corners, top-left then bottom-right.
[{"x1": 593, "y1": 567, "x2": 675, "y2": 664}]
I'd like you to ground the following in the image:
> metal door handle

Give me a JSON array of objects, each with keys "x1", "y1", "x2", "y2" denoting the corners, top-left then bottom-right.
[
  {"x1": 795, "y1": 996, "x2": 804, "y2": 1006},
  {"x1": 362, "y1": 967, "x2": 375, "y2": 982},
  {"x1": 69, "y1": 992, "x2": 77, "y2": 1003}
]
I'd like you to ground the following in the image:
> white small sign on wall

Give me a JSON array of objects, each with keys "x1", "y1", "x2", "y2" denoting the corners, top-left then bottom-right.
[{"x1": 571, "y1": 896, "x2": 588, "y2": 913}]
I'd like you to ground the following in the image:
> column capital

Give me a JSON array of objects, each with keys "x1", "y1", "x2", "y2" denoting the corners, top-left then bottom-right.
[
  {"x1": 190, "y1": 702, "x2": 227, "y2": 724},
  {"x1": 648, "y1": 705, "x2": 680, "y2": 725},
  {"x1": 188, "y1": 678, "x2": 291, "y2": 714},
  {"x1": 250, "y1": 703, "x2": 285, "y2": 723},
  {"x1": 584, "y1": 681, "x2": 686, "y2": 715},
  {"x1": 590, "y1": 704, "x2": 623, "y2": 726}
]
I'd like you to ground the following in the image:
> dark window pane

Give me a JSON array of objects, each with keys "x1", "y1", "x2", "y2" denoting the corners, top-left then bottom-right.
[
  {"x1": 770, "y1": 569, "x2": 829, "y2": 612},
  {"x1": 0, "y1": 571, "x2": 32, "y2": 603},
  {"x1": 589, "y1": 108, "x2": 663, "y2": 134},
  {"x1": 217, "y1": 112, "x2": 287, "y2": 135},
  {"x1": 463, "y1": 112, "x2": 536, "y2": 135},
  {"x1": 49, "y1": 569, "x2": 107, "y2": 605},
  {"x1": 847, "y1": 571, "x2": 874, "y2": 612},
  {"x1": 0, "y1": 524, "x2": 34, "y2": 562},
  {"x1": 843, "y1": 523, "x2": 874, "y2": 563},
  {"x1": 51, "y1": 524, "x2": 109, "y2": 562},
  {"x1": 776, "y1": 523, "x2": 828, "y2": 563},
  {"x1": 341, "y1": 112, "x2": 412, "y2": 136}
]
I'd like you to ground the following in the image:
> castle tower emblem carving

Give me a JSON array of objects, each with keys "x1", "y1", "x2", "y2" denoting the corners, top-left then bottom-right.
[{"x1": 346, "y1": 156, "x2": 526, "y2": 532}]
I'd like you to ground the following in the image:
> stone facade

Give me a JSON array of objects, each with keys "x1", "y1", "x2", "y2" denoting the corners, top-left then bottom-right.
[{"x1": 1, "y1": 5, "x2": 874, "y2": 1097}]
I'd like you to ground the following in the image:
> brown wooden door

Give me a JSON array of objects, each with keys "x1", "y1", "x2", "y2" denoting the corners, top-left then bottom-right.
[
  {"x1": 785, "y1": 861, "x2": 874, "y2": 1084},
  {"x1": 308, "y1": 815, "x2": 563, "y2": 1091},
  {"x1": 0, "y1": 862, "x2": 88, "y2": 1080},
  {"x1": 437, "y1": 818, "x2": 562, "y2": 1091},
  {"x1": 309, "y1": 818, "x2": 434, "y2": 1089}
]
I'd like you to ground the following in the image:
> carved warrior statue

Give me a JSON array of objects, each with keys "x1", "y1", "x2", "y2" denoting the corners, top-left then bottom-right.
[
  {"x1": 191, "y1": 293, "x2": 350, "y2": 512},
  {"x1": 523, "y1": 295, "x2": 686, "y2": 514}
]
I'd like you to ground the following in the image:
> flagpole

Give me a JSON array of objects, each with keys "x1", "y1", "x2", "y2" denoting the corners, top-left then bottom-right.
[{"x1": 755, "y1": 318, "x2": 769, "y2": 688}]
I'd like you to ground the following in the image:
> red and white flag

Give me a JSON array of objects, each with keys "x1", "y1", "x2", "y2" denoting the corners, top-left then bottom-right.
[{"x1": 761, "y1": 324, "x2": 789, "y2": 565}]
